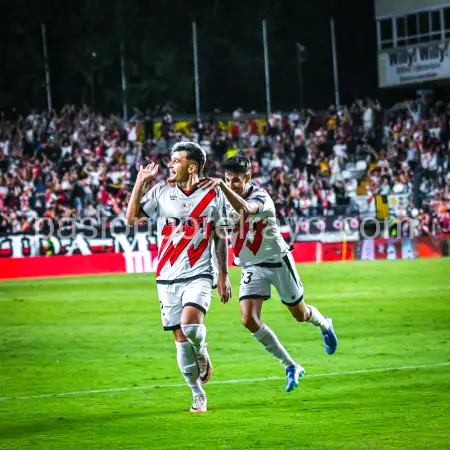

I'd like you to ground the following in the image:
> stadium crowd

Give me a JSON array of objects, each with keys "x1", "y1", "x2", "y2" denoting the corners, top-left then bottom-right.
[{"x1": 0, "y1": 98, "x2": 449, "y2": 235}]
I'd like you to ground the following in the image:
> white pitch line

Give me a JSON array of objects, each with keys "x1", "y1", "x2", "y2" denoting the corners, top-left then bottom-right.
[{"x1": 1, "y1": 362, "x2": 449, "y2": 402}]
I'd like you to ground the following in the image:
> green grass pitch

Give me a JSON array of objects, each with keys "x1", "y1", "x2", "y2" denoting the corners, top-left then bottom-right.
[{"x1": 1, "y1": 258, "x2": 450, "y2": 449}]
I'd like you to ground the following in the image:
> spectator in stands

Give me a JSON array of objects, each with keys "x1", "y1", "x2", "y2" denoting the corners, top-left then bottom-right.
[{"x1": 0, "y1": 97, "x2": 449, "y2": 238}]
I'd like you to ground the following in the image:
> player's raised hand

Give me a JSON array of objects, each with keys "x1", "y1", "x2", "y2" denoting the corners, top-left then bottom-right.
[
  {"x1": 217, "y1": 273, "x2": 232, "y2": 304},
  {"x1": 198, "y1": 177, "x2": 223, "y2": 189},
  {"x1": 137, "y1": 163, "x2": 159, "y2": 184}
]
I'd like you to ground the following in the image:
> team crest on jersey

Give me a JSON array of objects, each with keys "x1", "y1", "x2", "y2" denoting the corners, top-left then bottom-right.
[
  {"x1": 230, "y1": 212, "x2": 239, "y2": 221},
  {"x1": 181, "y1": 202, "x2": 192, "y2": 211}
]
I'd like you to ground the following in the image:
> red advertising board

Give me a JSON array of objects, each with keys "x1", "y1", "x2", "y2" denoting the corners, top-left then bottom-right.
[
  {"x1": 321, "y1": 242, "x2": 355, "y2": 262},
  {"x1": 0, "y1": 238, "x2": 447, "y2": 280},
  {"x1": 0, "y1": 253, "x2": 127, "y2": 280},
  {"x1": 415, "y1": 236, "x2": 450, "y2": 258},
  {"x1": 0, "y1": 242, "x2": 323, "y2": 280},
  {"x1": 291, "y1": 242, "x2": 320, "y2": 263}
]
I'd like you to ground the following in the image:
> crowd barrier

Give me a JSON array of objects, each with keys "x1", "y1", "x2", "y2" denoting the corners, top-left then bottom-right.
[{"x1": 0, "y1": 238, "x2": 447, "y2": 280}]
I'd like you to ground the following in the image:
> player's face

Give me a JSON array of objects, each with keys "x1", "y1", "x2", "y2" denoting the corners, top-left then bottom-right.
[
  {"x1": 167, "y1": 151, "x2": 194, "y2": 183},
  {"x1": 224, "y1": 171, "x2": 250, "y2": 197}
]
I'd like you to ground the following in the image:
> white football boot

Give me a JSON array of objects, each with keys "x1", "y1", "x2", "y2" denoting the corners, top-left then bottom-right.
[
  {"x1": 190, "y1": 394, "x2": 207, "y2": 413},
  {"x1": 196, "y1": 344, "x2": 213, "y2": 384}
]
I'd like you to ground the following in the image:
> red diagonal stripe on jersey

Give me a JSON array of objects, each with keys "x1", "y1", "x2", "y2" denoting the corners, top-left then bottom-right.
[
  {"x1": 233, "y1": 218, "x2": 268, "y2": 257},
  {"x1": 156, "y1": 189, "x2": 217, "y2": 277},
  {"x1": 246, "y1": 220, "x2": 268, "y2": 255},
  {"x1": 187, "y1": 221, "x2": 213, "y2": 267},
  {"x1": 234, "y1": 219, "x2": 250, "y2": 257},
  {"x1": 158, "y1": 221, "x2": 177, "y2": 259}
]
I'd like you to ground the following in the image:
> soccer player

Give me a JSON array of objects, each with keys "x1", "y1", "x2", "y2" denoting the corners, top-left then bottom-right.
[
  {"x1": 126, "y1": 142, "x2": 232, "y2": 413},
  {"x1": 198, "y1": 156, "x2": 337, "y2": 392}
]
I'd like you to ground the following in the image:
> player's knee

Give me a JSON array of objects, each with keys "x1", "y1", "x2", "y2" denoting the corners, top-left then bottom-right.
[
  {"x1": 241, "y1": 313, "x2": 260, "y2": 332},
  {"x1": 290, "y1": 308, "x2": 309, "y2": 322},
  {"x1": 180, "y1": 323, "x2": 203, "y2": 343},
  {"x1": 173, "y1": 328, "x2": 188, "y2": 342}
]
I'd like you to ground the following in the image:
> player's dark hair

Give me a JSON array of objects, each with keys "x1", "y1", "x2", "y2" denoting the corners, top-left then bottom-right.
[
  {"x1": 171, "y1": 141, "x2": 206, "y2": 173},
  {"x1": 222, "y1": 155, "x2": 251, "y2": 175}
]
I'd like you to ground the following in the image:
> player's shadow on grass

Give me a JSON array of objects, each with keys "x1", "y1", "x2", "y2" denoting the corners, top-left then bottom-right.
[
  {"x1": 0, "y1": 397, "x2": 291, "y2": 439},
  {"x1": 0, "y1": 408, "x2": 186, "y2": 440}
]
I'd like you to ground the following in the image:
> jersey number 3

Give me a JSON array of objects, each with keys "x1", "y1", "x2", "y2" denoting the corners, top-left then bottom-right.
[{"x1": 241, "y1": 271, "x2": 253, "y2": 284}]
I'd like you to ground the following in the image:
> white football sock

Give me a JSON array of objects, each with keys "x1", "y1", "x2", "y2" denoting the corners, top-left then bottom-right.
[
  {"x1": 307, "y1": 305, "x2": 329, "y2": 331},
  {"x1": 175, "y1": 341, "x2": 205, "y2": 398},
  {"x1": 252, "y1": 323, "x2": 297, "y2": 368},
  {"x1": 181, "y1": 324, "x2": 206, "y2": 356}
]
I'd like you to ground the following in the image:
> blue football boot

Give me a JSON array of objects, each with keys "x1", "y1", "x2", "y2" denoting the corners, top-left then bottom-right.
[
  {"x1": 322, "y1": 318, "x2": 338, "y2": 355},
  {"x1": 285, "y1": 364, "x2": 305, "y2": 392}
]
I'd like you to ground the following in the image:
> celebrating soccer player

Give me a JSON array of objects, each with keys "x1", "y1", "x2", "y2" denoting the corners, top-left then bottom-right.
[
  {"x1": 198, "y1": 155, "x2": 337, "y2": 393},
  {"x1": 126, "y1": 142, "x2": 232, "y2": 413}
]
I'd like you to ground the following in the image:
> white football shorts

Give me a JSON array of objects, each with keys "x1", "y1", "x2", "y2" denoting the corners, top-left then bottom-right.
[
  {"x1": 239, "y1": 253, "x2": 304, "y2": 305},
  {"x1": 157, "y1": 276, "x2": 213, "y2": 331}
]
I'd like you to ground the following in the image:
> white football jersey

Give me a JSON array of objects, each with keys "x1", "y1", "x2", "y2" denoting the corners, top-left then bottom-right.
[
  {"x1": 226, "y1": 185, "x2": 290, "y2": 267},
  {"x1": 140, "y1": 183, "x2": 226, "y2": 283}
]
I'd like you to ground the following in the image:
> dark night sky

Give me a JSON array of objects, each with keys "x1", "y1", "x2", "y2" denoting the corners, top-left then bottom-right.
[{"x1": 0, "y1": 0, "x2": 421, "y2": 114}]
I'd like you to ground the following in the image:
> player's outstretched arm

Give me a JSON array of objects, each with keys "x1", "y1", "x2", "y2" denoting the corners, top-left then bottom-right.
[
  {"x1": 214, "y1": 233, "x2": 232, "y2": 304},
  {"x1": 198, "y1": 178, "x2": 260, "y2": 216},
  {"x1": 126, "y1": 163, "x2": 159, "y2": 225}
]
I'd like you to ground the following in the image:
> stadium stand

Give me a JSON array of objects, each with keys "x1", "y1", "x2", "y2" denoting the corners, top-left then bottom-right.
[{"x1": 0, "y1": 98, "x2": 449, "y2": 236}]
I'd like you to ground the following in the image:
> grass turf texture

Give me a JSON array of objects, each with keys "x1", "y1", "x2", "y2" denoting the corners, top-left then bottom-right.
[{"x1": 0, "y1": 259, "x2": 449, "y2": 449}]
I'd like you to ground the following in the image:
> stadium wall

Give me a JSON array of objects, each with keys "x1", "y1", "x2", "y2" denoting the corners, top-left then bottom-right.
[
  {"x1": 375, "y1": 0, "x2": 450, "y2": 18},
  {"x1": 0, "y1": 238, "x2": 448, "y2": 280}
]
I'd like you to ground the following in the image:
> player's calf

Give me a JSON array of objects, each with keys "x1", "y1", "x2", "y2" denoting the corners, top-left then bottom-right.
[
  {"x1": 175, "y1": 340, "x2": 207, "y2": 409},
  {"x1": 241, "y1": 312, "x2": 263, "y2": 333},
  {"x1": 287, "y1": 302, "x2": 328, "y2": 330},
  {"x1": 288, "y1": 302, "x2": 310, "y2": 322},
  {"x1": 240, "y1": 298, "x2": 264, "y2": 333},
  {"x1": 252, "y1": 323, "x2": 297, "y2": 369}
]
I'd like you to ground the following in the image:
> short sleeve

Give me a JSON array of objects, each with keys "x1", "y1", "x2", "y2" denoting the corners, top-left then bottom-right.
[
  {"x1": 140, "y1": 183, "x2": 162, "y2": 217},
  {"x1": 248, "y1": 189, "x2": 270, "y2": 214}
]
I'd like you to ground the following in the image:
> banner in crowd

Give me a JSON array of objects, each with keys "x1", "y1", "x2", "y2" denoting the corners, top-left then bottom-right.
[
  {"x1": 350, "y1": 194, "x2": 409, "y2": 218},
  {"x1": 279, "y1": 215, "x2": 361, "y2": 241},
  {"x1": 355, "y1": 236, "x2": 450, "y2": 261},
  {"x1": 153, "y1": 119, "x2": 268, "y2": 139},
  {"x1": 378, "y1": 41, "x2": 450, "y2": 87},
  {"x1": 356, "y1": 238, "x2": 416, "y2": 261},
  {"x1": 0, "y1": 232, "x2": 157, "y2": 258}
]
